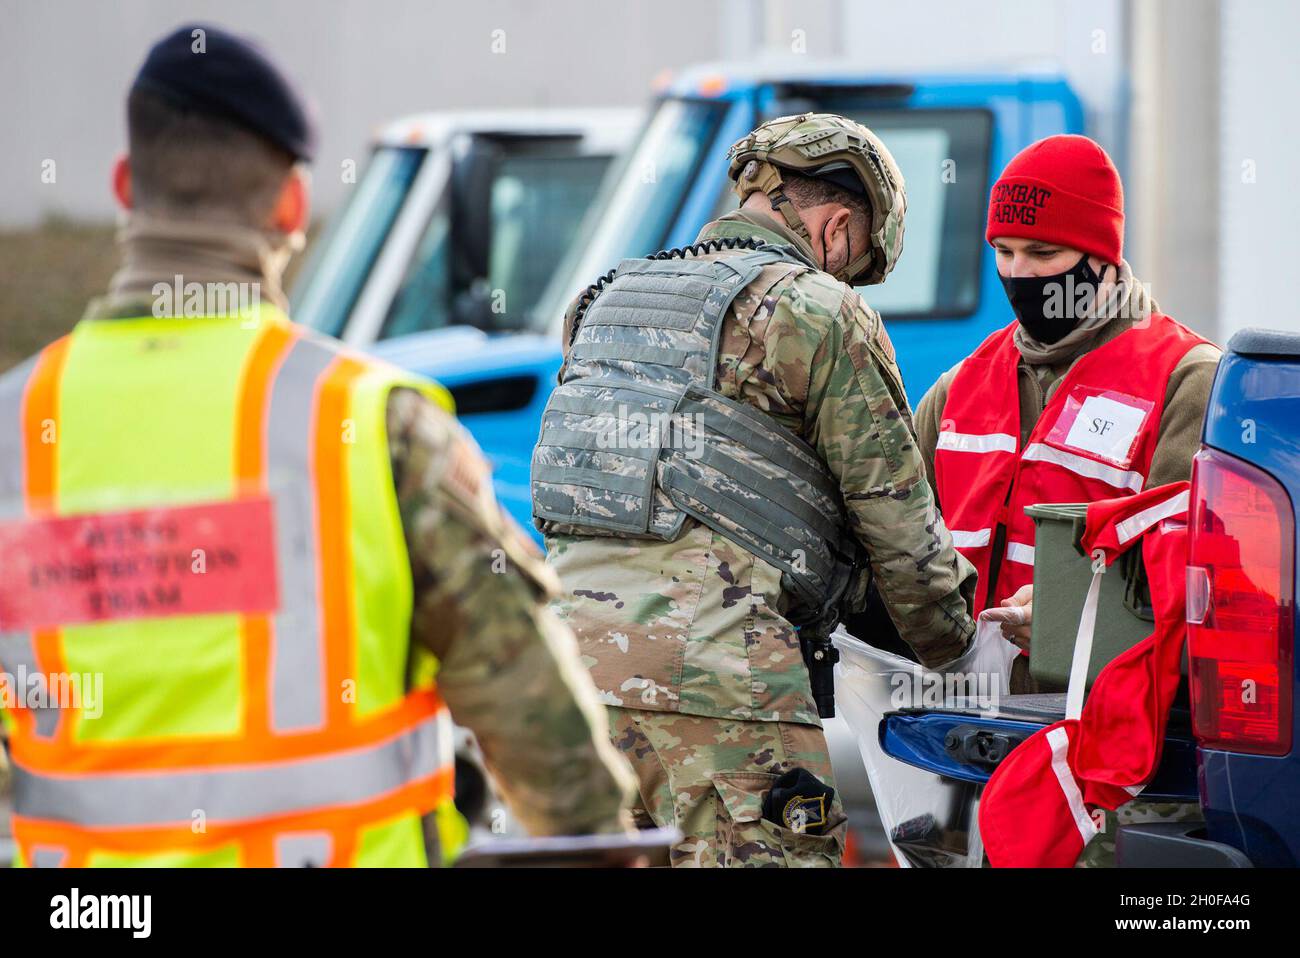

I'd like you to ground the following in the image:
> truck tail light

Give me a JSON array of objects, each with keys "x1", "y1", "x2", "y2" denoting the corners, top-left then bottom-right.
[{"x1": 1187, "y1": 446, "x2": 1295, "y2": 755}]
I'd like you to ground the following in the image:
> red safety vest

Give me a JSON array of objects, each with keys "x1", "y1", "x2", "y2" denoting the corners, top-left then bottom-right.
[{"x1": 935, "y1": 314, "x2": 1206, "y2": 613}]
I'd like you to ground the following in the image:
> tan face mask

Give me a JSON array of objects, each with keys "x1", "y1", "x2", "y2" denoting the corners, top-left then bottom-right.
[
  {"x1": 261, "y1": 226, "x2": 305, "y2": 302},
  {"x1": 108, "y1": 212, "x2": 302, "y2": 314}
]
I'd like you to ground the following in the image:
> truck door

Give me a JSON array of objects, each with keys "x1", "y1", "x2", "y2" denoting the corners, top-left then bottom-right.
[{"x1": 374, "y1": 134, "x2": 614, "y2": 343}]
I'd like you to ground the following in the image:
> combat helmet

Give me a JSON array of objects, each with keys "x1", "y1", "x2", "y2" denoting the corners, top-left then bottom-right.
[{"x1": 727, "y1": 112, "x2": 907, "y2": 285}]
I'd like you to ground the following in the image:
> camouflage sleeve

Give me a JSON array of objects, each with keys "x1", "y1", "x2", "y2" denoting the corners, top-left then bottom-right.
[
  {"x1": 386, "y1": 388, "x2": 636, "y2": 835},
  {"x1": 797, "y1": 284, "x2": 976, "y2": 666}
]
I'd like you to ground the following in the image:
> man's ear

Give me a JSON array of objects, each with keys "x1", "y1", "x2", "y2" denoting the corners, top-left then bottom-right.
[
  {"x1": 269, "y1": 167, "x2": 310, "y2": 234},
  {"x1": 111, "y1": 154, "x2": 132, "y2": 210},
  {"x1": 828, "y1": 206, "x2": 852, "y2": 239}
]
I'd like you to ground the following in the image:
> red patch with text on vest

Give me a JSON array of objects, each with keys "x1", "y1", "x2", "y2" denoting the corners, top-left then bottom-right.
[
  {"x1": 1044, "y1": 385, "x2": 1154, "y2": 469},
  {"x1": 0, "y1": 497, "x2": 280, "y2": 630}
]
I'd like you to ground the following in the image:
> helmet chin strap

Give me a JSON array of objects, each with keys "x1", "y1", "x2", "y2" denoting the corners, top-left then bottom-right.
[
  {"x1": 765, "y1": 187, "x2": 811, "y2": 243},
  {"x1": 839, "y1": 242, "x2": 875, "y2": 285},
  {"x1": 736, "y1": 159, "x2": 811, "y2": 243}
]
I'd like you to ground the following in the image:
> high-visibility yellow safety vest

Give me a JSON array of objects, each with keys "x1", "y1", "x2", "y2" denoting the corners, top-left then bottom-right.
[{"x1": 0, "y1": 307, "x2": 456, "y2": 867}]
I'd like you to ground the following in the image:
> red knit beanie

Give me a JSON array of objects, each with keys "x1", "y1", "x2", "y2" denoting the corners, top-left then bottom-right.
[{"x1": 986, "y1": 134, "x2": 1124, "y2": 265}]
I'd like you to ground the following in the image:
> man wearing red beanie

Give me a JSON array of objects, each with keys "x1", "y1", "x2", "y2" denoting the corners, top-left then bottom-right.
[{"x1": 914, "y1": 135, "x2": 1220, "y2": 865}]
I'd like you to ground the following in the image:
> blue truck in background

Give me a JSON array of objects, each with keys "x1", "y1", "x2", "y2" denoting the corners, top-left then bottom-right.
[
  {"x1": 345, "y1": 62, "x2": 1086, "y2": 537},
  {"x1": 876, "y1": 328, "x2": 1300, "y2": 867}
]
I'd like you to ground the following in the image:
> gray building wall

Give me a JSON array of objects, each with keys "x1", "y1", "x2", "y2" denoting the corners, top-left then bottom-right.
[
  {"x1": 1128, "y1": 0, "x2": 1220, "y2": 338},
  {"x1": 6, "y1": 0, "x2": 1298, "y2": 338},
  {"x1": 0, "y1": 0, "x2": 727, "y2": 226},
  {"x1": 1218, "y1": 0, "x2": 1300, "y2": 339}
]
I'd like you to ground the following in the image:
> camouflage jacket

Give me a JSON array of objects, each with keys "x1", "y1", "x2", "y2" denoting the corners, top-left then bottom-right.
[{"x1": 547, "y1": 210, "x2": 976, "y2": 727}]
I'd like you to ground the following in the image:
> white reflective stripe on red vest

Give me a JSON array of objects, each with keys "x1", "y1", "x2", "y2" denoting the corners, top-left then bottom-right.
[
  {"x1": 935, "y1": 314, "x2": 1207, "y2": 613},
  {"x1": 935, "y1": 431, "x2": 1018, "y2": 455},
  {"x1": 1005, "y1": 541, "x2": 1036, "y2": 566},
  {"x1": 949, "y1": 528, "x2": 993, "y2": 548},
  {"x1": 1115, "y1": 488, "x2": 1190, "y2": 545},
  {"x1": 1021, "y1": 443, "x2": 1144, "y2": 492}
]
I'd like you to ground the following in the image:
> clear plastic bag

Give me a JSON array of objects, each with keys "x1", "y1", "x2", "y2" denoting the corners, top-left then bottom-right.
[{"x1": 832, "y1": 628, "x2": 991, "y2": 868}]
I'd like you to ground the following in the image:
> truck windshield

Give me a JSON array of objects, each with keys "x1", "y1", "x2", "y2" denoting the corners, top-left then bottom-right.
[
  {"x1": 539, "y1": 99, "x2": 991, "y2": 332},
  {"x1": 380, "y1": 148, "x2": 609, "y2": 339},
  {"x1": 292, "y1": 146, "x2": 426, "y2": 338},
  {"x1": 532, "y1": 98, "x2": 728, "y2": 332}
]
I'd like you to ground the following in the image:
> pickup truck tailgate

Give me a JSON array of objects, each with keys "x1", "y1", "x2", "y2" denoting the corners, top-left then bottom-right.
[{"x1": 881, "y1": 694, "x2": 1200, "y2": 802}]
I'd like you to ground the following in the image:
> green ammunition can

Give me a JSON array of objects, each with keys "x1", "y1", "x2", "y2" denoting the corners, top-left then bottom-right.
[{"x1": 1025, "y1": 502, "x2": 1154, "y2": 692}]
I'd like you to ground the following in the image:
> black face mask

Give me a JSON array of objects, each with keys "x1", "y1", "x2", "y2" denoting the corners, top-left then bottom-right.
[{"x1": 999, "y1": 254, "x2": 1106, "y2": 345}]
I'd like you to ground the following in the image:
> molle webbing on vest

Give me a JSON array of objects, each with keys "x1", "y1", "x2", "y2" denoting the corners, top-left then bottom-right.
[{"x1": 532, "y1": 242, "x2": 858, "y2": 623}]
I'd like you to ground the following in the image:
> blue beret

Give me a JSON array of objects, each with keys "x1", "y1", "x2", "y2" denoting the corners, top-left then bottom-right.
[{"x1": 132, "y1": 23, "x2": 317, "y2": 162}]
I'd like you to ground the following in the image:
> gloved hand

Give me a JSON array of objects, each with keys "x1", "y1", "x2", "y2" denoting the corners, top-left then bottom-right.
[
  {"x1": 931, "y1": 611, "x2": 1022, "y2": 697},
  {"x1": 981, "y1": 584, "x2": 1033, "y2": 651}
]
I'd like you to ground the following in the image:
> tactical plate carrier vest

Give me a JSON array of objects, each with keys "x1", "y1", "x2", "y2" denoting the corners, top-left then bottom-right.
[{"x1": 532, "y1": 239, "x2": 860, "y2": 630}]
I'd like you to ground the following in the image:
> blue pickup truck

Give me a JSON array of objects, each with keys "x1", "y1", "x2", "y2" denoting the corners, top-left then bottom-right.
[{"x1": 874, "y1": 327, "x2": 1299, "y2": 867}]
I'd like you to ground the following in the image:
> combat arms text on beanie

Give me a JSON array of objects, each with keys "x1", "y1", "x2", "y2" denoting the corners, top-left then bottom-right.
[{"x1": 985, "y1": 134, "x2": 1124, "y2": 265}]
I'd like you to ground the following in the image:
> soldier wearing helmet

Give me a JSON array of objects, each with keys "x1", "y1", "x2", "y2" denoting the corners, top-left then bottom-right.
[
  {"x1": 727, "y1": 112, "x2": 907, "y2": 285},
  {"x1": 531, "y1": 113, "x2": 977, "y2": 867}
]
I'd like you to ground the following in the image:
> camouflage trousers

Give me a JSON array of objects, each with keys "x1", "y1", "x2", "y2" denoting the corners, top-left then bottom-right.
[
  {"x1": 606, "y1": 707, "x2": 847, "y2": 867},
  {"x1": 1076, "y1": 800, "x2": 1204, "y2": 867}
]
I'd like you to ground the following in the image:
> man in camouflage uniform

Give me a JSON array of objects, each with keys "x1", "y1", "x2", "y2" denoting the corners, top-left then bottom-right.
[
  {"x1": 532, "y1": 114, "x2": 977, "y2": 867},
  {"x1": 0, "y1": 23, "x2": 635, "y2": 865}
]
